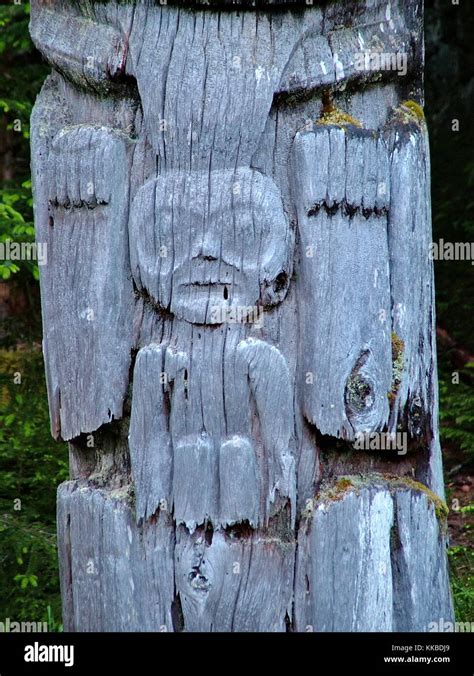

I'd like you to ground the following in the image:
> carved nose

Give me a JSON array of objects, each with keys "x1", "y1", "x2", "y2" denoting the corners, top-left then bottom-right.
[
  {"x1": 193, "y1": 238, "x2": 220, "y2": 262},
  {"x1": 194, "y1": 230, "x2": 220, "y2": 261}
]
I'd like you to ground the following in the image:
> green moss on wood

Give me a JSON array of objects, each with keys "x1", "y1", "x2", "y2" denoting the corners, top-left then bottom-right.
[
  {"x1": 386, "y1": 475, "x2": 449, "y2": 522},
  {"x1": 313, "y1": 476, "x2": 356, "y2": 506},
  {"x1": 306, "y1": 472, "x2": 448, "y2": 525}
]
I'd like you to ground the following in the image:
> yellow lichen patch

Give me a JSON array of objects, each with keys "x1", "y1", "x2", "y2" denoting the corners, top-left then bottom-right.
[
  {"x1": 334, "y1": 477, "x2": 354, "y2": 495},
  {"x1": 392, "y1": 100, "x2": 426, "y2": 127},
  {"x1": 401, "y1": 100, "x2": 425, "y2": 121},
  {"x1": 391, "y1": 332, "x2": 405, "y2": 359},
  {"x1": 388, "y1": 332, "x2": 405, "y2": 404},
  {"x1": 317, "y1": 107, "x2": 363, "y2": 129}
]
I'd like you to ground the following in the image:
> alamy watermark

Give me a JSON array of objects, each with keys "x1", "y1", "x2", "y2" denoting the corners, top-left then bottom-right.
[
  {"x1": 429, "y1": 239, "x2": 474, "y2": 265},
  {"x1": 428, "y1": 618, "x2": 473, "y2": 632},
  {"x1": 24, "y1": 642, "x2": 74, "y2": 668},
  {"x1": 0, "y1": 617, "x2": 48, "y2": 632},
  {"x1": 353, "y1": 431, "x2": 408, "y2": 456},
  {"x1": 0, "y1": 241, "x2": 47, "y2": 266},
  {"x1": 354, "y1": 51, "x2": 408, "y2": 77},
  {"x1": 210, "y1": 304, "x2": 264, "y2": 327}
]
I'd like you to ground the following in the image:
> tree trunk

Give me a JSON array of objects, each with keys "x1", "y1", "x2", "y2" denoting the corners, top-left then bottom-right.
[{"x1": 30, "y1": 0, "x2": 454, "y2": 631}]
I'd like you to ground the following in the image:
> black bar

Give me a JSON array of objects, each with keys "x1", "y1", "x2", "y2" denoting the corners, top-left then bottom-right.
[{"x1": 0, "y1": 632, "x2": 471, "y2": 675}]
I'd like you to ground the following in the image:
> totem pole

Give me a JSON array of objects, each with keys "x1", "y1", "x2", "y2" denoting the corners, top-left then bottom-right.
[{"x1": 30, "y1": 0, "x2": 454, "y2": 631}]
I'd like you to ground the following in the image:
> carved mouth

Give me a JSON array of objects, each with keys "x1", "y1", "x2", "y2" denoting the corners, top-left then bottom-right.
[
  {"x1": 180, "y1": 282, "x2": 232, "y2": 302},
  {"x1": 181, "y1": 282, "x2": 229, "y2": 288},
  {"x1": 173, "y1": 260, "x2": 241, "y2": 303}
]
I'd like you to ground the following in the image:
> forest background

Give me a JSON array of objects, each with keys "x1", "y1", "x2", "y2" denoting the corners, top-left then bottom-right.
[{"x1": 0, "y1": 1, "x2": 472, "y2": 629}]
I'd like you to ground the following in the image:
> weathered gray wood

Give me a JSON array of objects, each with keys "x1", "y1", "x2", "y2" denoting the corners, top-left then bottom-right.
[
  {"x1": 278, "y1": 1, "x2": 416, "y2": 96},
  {"x1": 32, "y1": 78, "x2": 136, "y2": 441},
  {"x1": 57, "y1": 482, "x2": 175, "y2": 631},
  {"x1": 384, "y1": 118, "x2": 445, "y2": 497},
  {"x1": 294, "y1": 476, "x2": 452, "y2": 632},
  {"x1": 30, "y1": 0, "x2": 454, "y2": 632},
  {"x1": 291, "y1": 125, "x2": 392, "y2": 440},
  {"x1": 129, "y1": 331, "x2": 295, "y2": 529},
  {"x1": 175, "y1": 526, "x2": 295, "y2": 632},
  {"x1": 30, "y1": 3, "x2": 128, "y2": 94}
]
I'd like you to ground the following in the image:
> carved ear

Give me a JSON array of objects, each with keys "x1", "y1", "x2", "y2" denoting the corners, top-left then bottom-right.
[
  {"x1": 129, "y1": 175, "x2": 174, "y2": 312},
  {"x1": 259, "y1": 199, "x2": 294, "y2": 306},
  {"x1": 260, "y1": 268, "x2": 291, "y2": 307},
  {"x1": 246, "y1": 170, "x2": 293, "y2": 307}
]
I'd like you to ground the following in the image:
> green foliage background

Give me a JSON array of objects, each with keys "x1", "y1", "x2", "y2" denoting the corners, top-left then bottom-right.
[
  {"x1": 0, "y1": 350, "x2": 67, "y2": 630},
  {"x1": 0, "y1": 1, "x2": 472, "y2": 628},
  {"x1": 425, "y1": 0, "x2": 474, "y2": 621},
  {"x1": 0, "y1": 3, "x2": 65, "y2": 630},
  {"x1": 0, "y1": 4, "x2": 47, "y2": 282}
]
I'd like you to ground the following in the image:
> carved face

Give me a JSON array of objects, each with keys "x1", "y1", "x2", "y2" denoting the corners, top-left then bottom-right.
[{"x1": 130, "y1": 167, "x2": 291, "y2": 324}]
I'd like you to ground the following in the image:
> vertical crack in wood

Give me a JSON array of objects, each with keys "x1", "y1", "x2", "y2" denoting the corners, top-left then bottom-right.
[{"x1": 30, "y1": 0, "x2": 453, "y2": 632}]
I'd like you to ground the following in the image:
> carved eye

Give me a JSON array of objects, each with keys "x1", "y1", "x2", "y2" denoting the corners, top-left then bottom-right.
[{"x1": 273, "y1": 271, "x2": 288, "y2": 293}]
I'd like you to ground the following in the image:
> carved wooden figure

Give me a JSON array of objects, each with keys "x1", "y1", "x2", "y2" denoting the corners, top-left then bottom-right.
[
  {"x1": 128, "y1": 167, "x2": 295, "y2": 529},
  {"x1": 30, "y1": 0, "x2": 453, "y2": 631}
]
